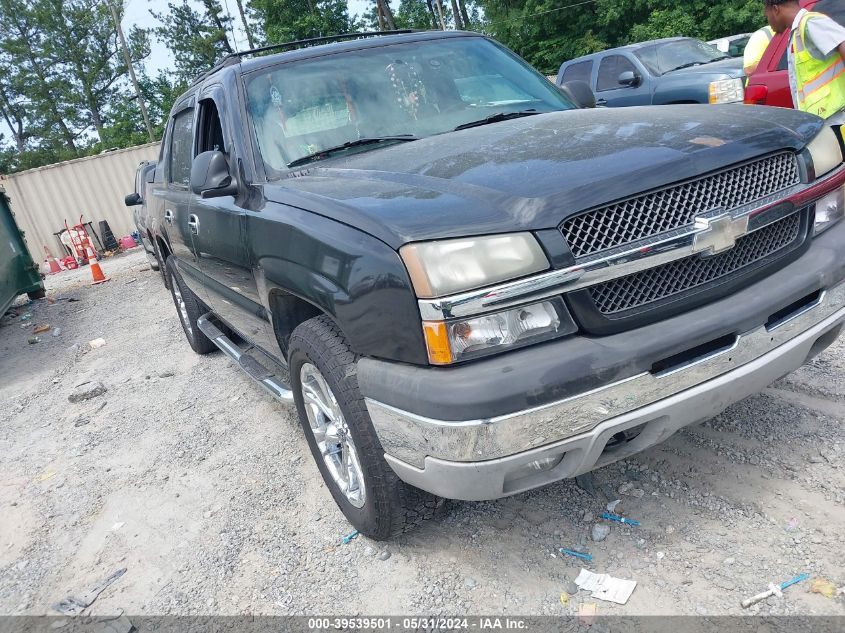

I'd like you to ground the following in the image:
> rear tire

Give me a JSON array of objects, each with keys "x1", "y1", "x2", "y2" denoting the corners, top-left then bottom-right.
[
  {"x1": 166, "y1": 257, "x2": 216, "y2": 355},
  {"x1": 289, "y1": 315, "x2": 444, "y2": 540},
  {"x1": 154, "y1": 242, "x2": 170, "y2": 289}
]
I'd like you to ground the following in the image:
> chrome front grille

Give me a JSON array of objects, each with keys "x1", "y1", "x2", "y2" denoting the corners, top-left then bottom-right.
[
  {"x1": 561, "y1": 152, "x2": 801, "y2": 259},
  {"x1": 589, "y1": 211, "x2": 802, "y2": 316}
]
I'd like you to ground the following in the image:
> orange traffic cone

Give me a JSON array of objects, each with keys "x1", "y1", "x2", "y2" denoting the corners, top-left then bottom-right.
[
  {"x1": 86, "y1": 245, "x2": 109, "y2": 285},
  {"x1": 43, "y1": 246, "x2": 62, "y2": 274}
]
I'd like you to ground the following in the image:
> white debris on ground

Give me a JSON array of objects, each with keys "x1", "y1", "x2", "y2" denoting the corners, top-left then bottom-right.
[{"x1": 1, "y1": 247, "x2": 844, "y2": 616}]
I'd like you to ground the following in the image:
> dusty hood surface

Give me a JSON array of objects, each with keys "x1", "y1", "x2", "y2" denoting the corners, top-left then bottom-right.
[{"x1": 264, "y1": 104, "x2": 823, "y2": 248}]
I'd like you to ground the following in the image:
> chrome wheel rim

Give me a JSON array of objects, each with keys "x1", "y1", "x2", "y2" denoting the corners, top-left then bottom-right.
[
  {"x1": 171, "y1": 278, "x2": 192, "y2": 337},
  {"x1": 300, "y1": 363, "x2": 366, "y2": 508}
]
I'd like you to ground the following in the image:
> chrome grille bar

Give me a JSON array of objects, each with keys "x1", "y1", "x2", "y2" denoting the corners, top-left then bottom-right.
[{"x1": 561, "y1": 152, "x2": 801, "y2": 259}]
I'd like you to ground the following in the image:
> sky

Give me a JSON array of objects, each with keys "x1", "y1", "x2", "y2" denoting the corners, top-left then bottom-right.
[{"x1": 124, "y1": 0, "x2": 374, "y2": 77}]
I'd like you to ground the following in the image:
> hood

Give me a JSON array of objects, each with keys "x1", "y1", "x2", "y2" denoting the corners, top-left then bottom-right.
[
  {"x1": 665, "y1": 56, "x2": 745, "y2": 78},
  {"x1": 264, "y1": 105, "x2": 822, "y2": 249}
]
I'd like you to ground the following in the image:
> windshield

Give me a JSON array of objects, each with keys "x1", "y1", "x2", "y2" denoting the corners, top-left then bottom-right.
[
  {"x1": 634, "y1": 39, "x2": 727, "y2": 75},
  {"x1": 244, "y1": 37, "x2": 575, "y2": 172}
]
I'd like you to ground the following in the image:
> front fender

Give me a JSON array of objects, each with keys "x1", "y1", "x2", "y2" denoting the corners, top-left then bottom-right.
[
  {"x1": 653, "y1": 73, "x2": 736, "y2": 105},
  {"x1": 248, "y1": 203, "x2": 428, "y2": 365}
]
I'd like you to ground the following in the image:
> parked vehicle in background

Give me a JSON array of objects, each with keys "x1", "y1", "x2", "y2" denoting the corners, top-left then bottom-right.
[
  {"x1": 745, "y1": 0, "x2": 844, "y2": 107},
  {"x1": 556, "y1": 37, "x2": 745, "y2": 107},
  {"x1": 1, "y1": 187, "x2": 44, "y2": 315},
  {"x1": 150, "y1": 30, "x2": 845, "y2": 541},
  {"x1": 125, "y1": 160, "x2": 162, "y2": 274},
  {"x1": 708, "y1": 33, "x2": 752, "y2": 57}
]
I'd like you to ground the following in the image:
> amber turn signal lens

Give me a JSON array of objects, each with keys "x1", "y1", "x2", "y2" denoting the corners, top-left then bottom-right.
[{"x1": 422, "y1": 321, "x2": 453, "y2": 365}]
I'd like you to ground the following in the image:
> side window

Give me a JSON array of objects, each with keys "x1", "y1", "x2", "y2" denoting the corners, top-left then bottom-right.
[
  {"x1": 777, "y1": 46, "x2": 788, "y2": 71},
  {"x1": 197, "y1": 98, "x2": 226, "y2": 155},
  {"x1": 168, "y1": 108, "x2": 194, "y2": 186},
  {"x1": 561, "y1": 60, "x2": 593, "y2": 85},
  {"x1": 596, "y1": 55, "x2": 638, "y2": 92}
]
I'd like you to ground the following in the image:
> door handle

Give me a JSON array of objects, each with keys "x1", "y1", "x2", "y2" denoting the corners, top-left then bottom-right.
[
  {"x1": 164, "y1": 209, "x2": 174, "y2": 224},
  {"x1": 596, "y1": 98, "x2": 608, "y2": 106},
  {"x1": 188, "y1": 214, "x2": 200, "y2": 235}
]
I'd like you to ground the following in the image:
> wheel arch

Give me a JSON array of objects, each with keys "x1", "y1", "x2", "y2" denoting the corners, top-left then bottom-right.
[{"x1": 268, "y1": 289, "x2": 334, "y2": 361}]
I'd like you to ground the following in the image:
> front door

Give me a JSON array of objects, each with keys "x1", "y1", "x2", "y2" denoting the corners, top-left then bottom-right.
[
  {"x1": 595, "y1": 55, "x2": 652, "y2": 107},
  {"x1": 189, "y1": 91, "x2": 278, "y2": 355}
]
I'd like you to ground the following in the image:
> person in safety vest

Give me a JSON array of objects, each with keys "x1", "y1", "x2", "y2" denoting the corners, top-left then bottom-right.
[
  {"x1": 764, "y1": 0, "x2": 845, "y2": 122},
  {"x1": 744, "y1": 25, "x2": 775, "y2": 76}
]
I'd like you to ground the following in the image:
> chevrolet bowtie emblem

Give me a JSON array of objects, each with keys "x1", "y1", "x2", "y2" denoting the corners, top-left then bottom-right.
[{"x1": 692, "y1": 212, "x2": 749, "y2": 256}]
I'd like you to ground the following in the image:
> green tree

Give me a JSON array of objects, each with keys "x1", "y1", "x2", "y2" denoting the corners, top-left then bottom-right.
[
  {"x1": 153, "y1": 0, "x2": 234, "y2": 83},
  {"x1": 250, "y1": 0, "x2": 357, "y2": 44},
  {"x1": 477, "y1": 0, "x2": 766, "y2": 74},
  {"x1": 0, "y1": 0, "x2": 156, "y2": 171},
  {"x1": 395, "y1": 0, "x2": 437, "y2": 29},
  {"x1": 0, "y1": 0, "x2": 84, "y2": 154},
  {"x1": 99, "y1": 70, "x2": 183, "y2": 149},
  {"x1": 40, "y1": 0, "x2": 149, "y2": 142}
]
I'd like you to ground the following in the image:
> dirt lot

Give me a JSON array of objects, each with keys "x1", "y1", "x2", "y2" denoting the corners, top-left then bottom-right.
[{"x1": 1, "y1": 248, "x2": 844, "y2": 618}]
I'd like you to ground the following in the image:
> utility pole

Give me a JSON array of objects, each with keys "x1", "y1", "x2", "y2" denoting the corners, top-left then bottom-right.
[{"x1": 105, "y1": 0, "x2": 155, "y2": 142}]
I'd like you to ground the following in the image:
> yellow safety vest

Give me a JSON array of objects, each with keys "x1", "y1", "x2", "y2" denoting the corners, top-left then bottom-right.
[{"x1": 793, "y1": 11, "x2": 845, "y2": 118}]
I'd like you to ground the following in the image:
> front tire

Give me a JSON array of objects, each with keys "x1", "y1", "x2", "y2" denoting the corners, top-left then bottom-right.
[
  {"x1": 289, "y1": 315, "x2": 444, "y2": 540},
  {"x1": 166, "y1": 257, "x2": 216, "y2": 355}
]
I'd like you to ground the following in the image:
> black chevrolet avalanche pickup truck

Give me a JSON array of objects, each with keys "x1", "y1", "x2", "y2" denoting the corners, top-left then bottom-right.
[{"x1": 147, "y1": 30, "x2": 845, "y2": 540}]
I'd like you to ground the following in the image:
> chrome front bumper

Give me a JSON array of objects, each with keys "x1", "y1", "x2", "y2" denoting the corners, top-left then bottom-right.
[{"x1": 365, "y1": 282, "x2": 845, "y2": 501}]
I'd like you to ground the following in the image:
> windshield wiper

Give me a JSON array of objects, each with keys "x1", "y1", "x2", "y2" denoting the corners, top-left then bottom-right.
[
  {"x1": 287, "y1": 135, "x2": 418, "y2": 168},
  {"x1": 454, "y1": 110, "x2": 541, "y2": 131},
  {"x1": 665, "y1": 61, "x2": 707, "y2": 73}
]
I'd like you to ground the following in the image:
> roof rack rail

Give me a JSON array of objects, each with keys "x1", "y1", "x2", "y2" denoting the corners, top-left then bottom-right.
[
  {"x1": 190, "y1": 30, "x2": 417, "y2": 86},
  {"x1": 190, "y1": 55, "x2": 242, "y2": 88}
]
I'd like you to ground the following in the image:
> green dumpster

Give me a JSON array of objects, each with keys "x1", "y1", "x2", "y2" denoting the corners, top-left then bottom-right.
[{"x1": 1, "y1": 186, "x2": 44, "y2": 316}]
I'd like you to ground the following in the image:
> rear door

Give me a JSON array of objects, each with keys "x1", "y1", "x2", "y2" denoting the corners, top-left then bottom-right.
[
  {"x1": 558, "y1": 59, "x2": 594, "y2": 87},
  {"x1": 594, "y1": 54, "x2": 652, "y2": 107},
  {"x1": 161, "y1": 101, "x2": 207, "y2": 296}
]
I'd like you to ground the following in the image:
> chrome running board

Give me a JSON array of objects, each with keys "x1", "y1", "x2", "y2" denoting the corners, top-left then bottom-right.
[{"x1": 197, "y1": 313, "x2": 294, "y2": 403}]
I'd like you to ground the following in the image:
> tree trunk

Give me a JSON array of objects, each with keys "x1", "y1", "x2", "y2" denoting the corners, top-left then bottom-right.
[
  {"x1": 425, "y1": 0, "x2": 437, "y2": 29},
  {"x1": 234, "y1": 0, "x2": 255, "y2": 49},
  {"x1": 458, "y1": 0, "x2": 470, "y2": 29},
  {"x1": 377, "y1": 2, "x2": 385, "y2": 31},
  {"x1": 434, "y1": 0, "x2": 446, "y2": 30},
  {"x1": 88, "y1": 99, "x2": 104, "y2": 142},
  {"x1": 377, "y1": 0, "x2": 396, "y2": 30},
  {"x1": 450, "y1": 0, "x2": 463, "y2": 29},
  {"x1": 0, "y1": 87, "x2": 26, "y2": 152}
]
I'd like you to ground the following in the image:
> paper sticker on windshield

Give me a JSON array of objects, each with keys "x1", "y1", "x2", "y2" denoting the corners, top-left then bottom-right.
[{"x1": 271, "y1": 86, "x2": 283, "y2": 107}]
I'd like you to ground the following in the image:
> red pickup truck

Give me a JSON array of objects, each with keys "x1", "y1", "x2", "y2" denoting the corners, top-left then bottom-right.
[{"x1": 745, "y1": 0, "x2": 844, "y2": 107}]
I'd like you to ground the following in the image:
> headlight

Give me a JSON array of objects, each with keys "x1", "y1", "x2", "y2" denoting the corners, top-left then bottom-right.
[
  {"x1": 422, "y1": 299, "x2": 576, "y2": 365},
  {"x1": 709, "y1": 78, "x2": 744, "y2": 104},
  {"x1": 807, "y1": 126, "x2": 843, "y2": 178},
  {"x1": 400, "y1": 233, "x2": 549, "y2": 298},
  {"x1": 814, "y1": 184, "x2": 845, "y2": 235}
]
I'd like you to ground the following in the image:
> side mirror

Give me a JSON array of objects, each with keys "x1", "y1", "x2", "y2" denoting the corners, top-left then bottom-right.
[
  {"x1": 619, "y1": 71, "x2": 641, "y2": 87},
  {"x1": 191, "y1": 150, "x2": 238, "y2": 198},
  {"x1": 560, "y1": 80, "x2": 596, "y2": 109},
  {"x1": 124, "y1": 192, "x2": 142, "y2": 207}
]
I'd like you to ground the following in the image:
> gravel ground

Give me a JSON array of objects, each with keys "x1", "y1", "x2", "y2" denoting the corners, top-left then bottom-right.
[{"x1": 1, "y1": 248, "x2": 844, "y2": 618}]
